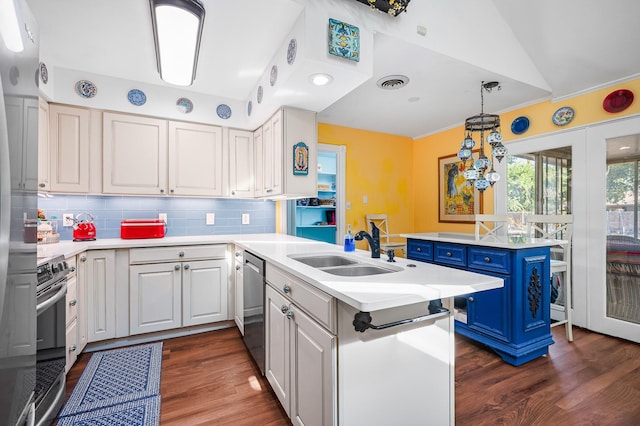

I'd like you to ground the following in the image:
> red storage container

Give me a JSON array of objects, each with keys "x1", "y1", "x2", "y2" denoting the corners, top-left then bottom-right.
[{"x1": 120, "y1": 219, "x2": 166, "y2": 239}]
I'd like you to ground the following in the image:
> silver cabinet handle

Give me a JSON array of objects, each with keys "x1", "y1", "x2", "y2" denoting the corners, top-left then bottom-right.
[
  {"x1": 484, "y1": 257, "x2": 491, "y2": 263},
  {"x1": 235, "y1": 251, "x2": 241, "y2": 257},
  {"x1": 446, "y1": 252, "x2": 452, "y2": 257},
  {"x1": 231, "y1": 190, "x2": 236, "y2": 195},
  {"x1": 353, "y1": 306, "x2": 450, "y2": 332},
  {"x1": 416, "y1": 247, "x2": 422, "y2": 252},
  {"x1": 281, "y1": 305, "x2": 288, "y2": 314},
  {"x1": 266, "y1": 188, "x2": 273, "y2": 193},
  {"x1": 70, "y1": 266, "x2": 76, "y2": 272},
  {"x1": 468, "y1": 297, "x2": 475, "y2": 302},
  {"x1": 174, "y1": 264, "x2": 180, "y2": 270},
  {"x1": 184, "y1": 264, "x2": 190, "y2": 270},
  {"x1": 39, "y1": 183, "x2": 46, "y2": 188},
  {"x1": 179, "y1": 251, "x2": 185, "y2": 257},
  {"x1": 170, "y1": 189, "x2": 174, "y2": 193},
  {"x1": 283, "y1": 285, "x2": 290, "y2": 294},
  {"x1": 236, "y1": 265, "x2": 240, "y2": 271},
  {"x1": 80, "y1": 255, "x2": 86, "y2": 262},
  {"x1": 69, "y1": 299, "x2": 77, "y2": 307},
  {"x1": 160, "y1": 188, "x2": 165, "y2": 193},
  {"x1": 69, "y1": 344, "x2": 77, "y2": 352},
  {"x1": 286, "y1": 311, "x2": 293, "y2": 320}
]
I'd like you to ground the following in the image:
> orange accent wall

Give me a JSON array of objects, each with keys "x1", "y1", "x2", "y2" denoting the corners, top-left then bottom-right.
[{"x1": 318, "y1": 123, "x2": 414, "y2": 249}]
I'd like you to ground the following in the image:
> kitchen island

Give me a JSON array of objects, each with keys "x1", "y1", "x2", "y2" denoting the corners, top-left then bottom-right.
[
  {"x1": 402, "y1": 232, "x2": 561, "y2": 367},
  {"x1": 39, "y1": 233, "x2": 503, "y2": 425}
]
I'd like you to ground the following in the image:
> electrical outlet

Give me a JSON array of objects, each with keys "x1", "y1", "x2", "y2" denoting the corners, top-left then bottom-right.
[
  {"x1": 63, "y1": 214, "x2": 75, "y2": 227},
  {"x1": 346, "y1": 201, "x2": 351, "y2": 210},
  {"x1": 206, "y1": 213, "x2": 215, "y2": 225},
  {"x1": 242, "y1": 213, "x2": 250, "y2": 225},
  {"x1": 363, "y1": 195, "x2": 368, "y2": 204},
  {"x1": 159, "y1": 213, "x2": 167, "y2": 223}
]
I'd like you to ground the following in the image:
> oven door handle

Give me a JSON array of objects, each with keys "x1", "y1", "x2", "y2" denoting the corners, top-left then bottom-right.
[{"x1": 36, "y1": 281, "x2": 67, "y2": 316}]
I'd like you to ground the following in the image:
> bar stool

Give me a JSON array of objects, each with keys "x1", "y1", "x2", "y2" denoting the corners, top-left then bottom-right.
[{"x1": 474, "y1": 214, "x2": 510, "y2": 240}]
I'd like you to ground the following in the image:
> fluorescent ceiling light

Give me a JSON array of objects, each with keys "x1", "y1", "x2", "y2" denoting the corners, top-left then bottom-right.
[
  {"x1": 0, "y1": 0, "x2": 24, "y2": 52},
  {"x1": 150, "y1": 0, "x2": 205, "y2": 86},
  {"x1": 310, "y1": 73, "x2": 333, "y2": 86}
]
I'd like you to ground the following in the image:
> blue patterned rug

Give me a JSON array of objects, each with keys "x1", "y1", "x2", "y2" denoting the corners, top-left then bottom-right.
[
  {"x1": 57, "y1": 395, "x2": 160, "y2": 426},
  {"x1": 58, "y1": 342, "x2": 163, "y2": 420}
]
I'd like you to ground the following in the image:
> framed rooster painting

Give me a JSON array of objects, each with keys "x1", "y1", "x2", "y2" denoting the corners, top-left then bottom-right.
[{"x1": 438, "y1": 154, "x2": 482, "y2": 223}]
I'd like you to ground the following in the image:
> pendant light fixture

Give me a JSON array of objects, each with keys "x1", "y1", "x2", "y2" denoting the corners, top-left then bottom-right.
[
  {"x1": 457, "y1": 81, "x2": 507, "y2": 192},
  {"x1": 149, "y1": 0, "x2": 205, "y2": 86}
]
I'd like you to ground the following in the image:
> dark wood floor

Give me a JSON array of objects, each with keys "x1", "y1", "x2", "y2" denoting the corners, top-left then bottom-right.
[{"x1": 63, "y1": 325, "x2": 640, "y2": 425}]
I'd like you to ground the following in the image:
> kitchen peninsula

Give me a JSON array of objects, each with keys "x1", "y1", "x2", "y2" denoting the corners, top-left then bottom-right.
[
  {"x1": 403, "y1": 232, "x2": 560, "y2": 366},
  {"x1": 39, "y1": 234, "x2": 502, "y2": 425}
]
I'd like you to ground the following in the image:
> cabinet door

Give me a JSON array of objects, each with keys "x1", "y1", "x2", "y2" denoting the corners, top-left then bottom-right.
[
  {"x1": 168, "y1": 121, "x2": 223, "y2": 196},
  {"x1": 38, "y1": 98, "x2": 50, "y2": 191},
  {"x1": 23, "y1": 98, "x2": 39, "y2": 192},
  {"x1": 5, "y1": 98, "x2": 38, "y2": 191},
  {"x1": 263, "y1": 109, "x2": 283, "y2": 196},
  {"x1": 234, "y1": 251, "x2": 244, "y2": 334},
  {"x1": 103, "y1": 112, "x2": 167, "y2": 195},
  {"x1": 254, "y1": 127, "x2": 264, "y2": 196},
  {"x1": 290, "y1": 306, "x2": 336, "y2": 426},
  {"x1": 182, "y1": 259, "x2": 228, "y2": 326},
  {"x1": 76, "y1": 253, "x2": 88, "y2": 353},
  {"x1": 265, "y1": 285, "x2": 291, "y2": 415},
  {"x1": 229, "y1": 129, "x2": 254, "y2": 197},
  {"x1": 65, "y1": 274, "x2": 78, "y2": 327},
  {"x1": 65, "y1": 320, "x2": 78, "y2": 374},
  {"x1": 130, "y1": 263, "x2": 182, "y2": 335},
  {"x1": 467, "y1": 274, "x2": 511, "y2": 342},
  {"x1": 49, "y1": 104, "x2": 90, "y2": 192},
  {"x1": 86, "y1": 250, "x2": 116, "y2": 342}
]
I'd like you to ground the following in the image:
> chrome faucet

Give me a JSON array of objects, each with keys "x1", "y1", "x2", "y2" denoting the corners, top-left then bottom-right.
[{"x1": 355, "y1": 221, "x2": 380, "y2": 258}]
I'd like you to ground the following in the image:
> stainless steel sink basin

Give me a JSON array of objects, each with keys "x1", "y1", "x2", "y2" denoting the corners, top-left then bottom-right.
[
  {"x1": 321, "y1": 264, "x2": 398, "y2": 276},
  {"x1": 289, "y1": 254, "x2": 358, "y2": 268}
]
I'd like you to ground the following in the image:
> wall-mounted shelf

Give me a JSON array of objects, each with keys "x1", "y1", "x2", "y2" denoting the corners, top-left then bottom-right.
[{"x1": 297, "y1": 152, "x2": 338, "y2": 244}]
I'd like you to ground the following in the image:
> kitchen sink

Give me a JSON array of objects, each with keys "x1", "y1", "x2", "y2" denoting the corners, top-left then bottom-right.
[
  {"x1": 321, "y1": 264, "x2": 398, "y2": 276},
  {"x1": 289, "y1": 254, "x2": 359, "y2": 268}
]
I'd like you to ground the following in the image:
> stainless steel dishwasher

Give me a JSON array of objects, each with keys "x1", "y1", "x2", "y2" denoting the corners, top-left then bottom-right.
[{"x1": 242, "y1": 251, "x2": 265, "y2": 374}]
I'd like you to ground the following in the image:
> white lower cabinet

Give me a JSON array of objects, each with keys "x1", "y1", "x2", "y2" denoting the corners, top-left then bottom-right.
[
  {"x1": 234, "y1": 249, "x2": 244, "y2": 334},
  {"x1": 265, "y1": 277, "x2": 336, "y2": 426},
  {"x1": 86, "y1": 250, "x2": 116, "y2": 343},
  {"x1": 129, "y1": 245, "x2": 228, "y2": 336}
]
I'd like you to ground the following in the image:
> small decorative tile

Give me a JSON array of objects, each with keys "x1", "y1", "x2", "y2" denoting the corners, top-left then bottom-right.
[
  {"x1": 75, "y1": 80, "x2": 97, "y2": 98},
  {"x1": 247, "y1": 101, "x2": 253, "y2": 117},
  {"x1": 127, "y1": 89, "x2": 146, "y2": 106},
  {"x1": 39, "y1": 62, "x2": 48, "y2": 84},
  {"x1": 257, "y1": 86, "x2": 263, "y2": 104},
  {"x1": 270, "y1": 65, "x2": 278, "y2": 86},
  {"x1": 176, "y1": 97, "x2": 193, "y2": 114},
  {"x1": 328, "y1": 18, "x2": 360, "y2": 62},
  {"x1": 287, "y1": 38, "x2": 297, "y2": 65},
  {"x1": 216, "y1": 104, "x2": 232, "y2": 119}
]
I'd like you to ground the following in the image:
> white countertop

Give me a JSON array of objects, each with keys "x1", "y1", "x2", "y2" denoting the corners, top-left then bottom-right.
[
  {"x1": 38, "y1": 233, "x2": 503, "y2": 312},
  {"x1": 402, "y1": 232, "x2": 565, "y2": 249}
]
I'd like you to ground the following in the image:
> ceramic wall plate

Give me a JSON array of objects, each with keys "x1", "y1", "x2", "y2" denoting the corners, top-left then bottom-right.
[
  {"x1": 176, "y1": 97, "x2": 193, "y2": 114},
  {"x1": 216, "y1": 104, "x2": 232, "y2": 119},
  {"x1": 75, "y1": 80, "x2": 97, "y2": 98},
  {"x1": 270, "y1": 65, "x2": 278, "y2": 86},
  {"x1": 287, "y1": 38, "x2": 297, "y2": 65},
  {"x1": 39, "y1": 62, "x2": 48, "y2": 84},
  {"x1": 511, "y1": 116, "x2": 530, "y2": 135},
  {"x1": 328, "y1": 18, "x2": 360, "y2": 62},
  {"x1": 127, "y1": 89, "x2": 146, "y2": 106},
  {"x1": 603, "y1": 89, "x2": 634, "y2": 113},
  {"x1": 247, "y1": 101, "x2": 252, "y2": 117},
  {"x1": 552, "y1": 106, "x2": 574, "y2": 126},
  {"x1": 257, "y1": 86, "x2": 263, "y2": 104}
]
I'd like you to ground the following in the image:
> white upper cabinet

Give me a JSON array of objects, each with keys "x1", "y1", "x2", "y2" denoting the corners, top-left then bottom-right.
[
  {"x1": 169, "y1": 121, "x2": 224, "y2": 197},
  {"x1": 49, "y1": 104, "x2": 91, "y2": 193},
  {"x1": 103, "y1": 112, "x2": 168, "y2": 195},
  {"x1": 38, "y1": 98, "x2": 50, "y2": 191},
  {"x1": 228, "y1": 128, "x2": 255, "y2": 198},
  {"x1": 6, "y1": 97, "x2": 39, "y2": 191}
]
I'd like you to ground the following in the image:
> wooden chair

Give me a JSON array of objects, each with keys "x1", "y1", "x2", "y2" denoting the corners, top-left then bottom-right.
[
  {"x1": 474, "y1": 214, "x2": 510, "y2": 240},
  {"x1": 365, "y1": 214, "x2": 406, "y2": 257},
  {"x1": 525, "y1": 214, "x2": 574, "y2": 341}
]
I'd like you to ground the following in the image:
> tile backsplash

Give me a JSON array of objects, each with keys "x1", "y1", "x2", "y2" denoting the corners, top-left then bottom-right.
[{"x1": 38, "y1": 194, "x2": 276, "y2": 240}]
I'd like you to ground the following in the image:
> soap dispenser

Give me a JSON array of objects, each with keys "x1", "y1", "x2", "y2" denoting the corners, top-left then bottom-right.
[{"x1": 344, "y1": 224, "x2": 355, "y2": 252}]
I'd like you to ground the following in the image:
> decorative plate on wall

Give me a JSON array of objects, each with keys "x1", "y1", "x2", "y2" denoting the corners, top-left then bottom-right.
[
  {"x1": 511, "y1": 116, "x2": 530, "y2": 135},
  {"x1": 176, "y1": 97, "x2": 193, "y2": 114},
  {"x1": 75, "y1": 80, "x2": 97, "y2": 98},
  {"x1": 247, "y1": 101, "x2": 252, "y2": 117},
  {"x1": 270, "y1": 65, "x2": 278, "y2": 86},
  {"x1": 603, "y1": 89, "x2": 634, "y2": 113},
  {"x1": 127, "y1": 89, "x2": 146, "y2": 106},
  {"x1": 552, "y1": 106, "x2": 574, "y2": 126},
  {"x1": 328, "y1": 18, "x2": 360, "y2": 62},
  {"x1": 287, "y1": 38, "x2": 297, "y2": 65},
  {"x1": 216, "y1": 104, "x2": 232, "y2": 119},
  {"x1": 257, "y1": 85, "x2": 263, "y2": 104},
  {"x1": 39, "y1": 62, "x2": 48, "y2": 84}
]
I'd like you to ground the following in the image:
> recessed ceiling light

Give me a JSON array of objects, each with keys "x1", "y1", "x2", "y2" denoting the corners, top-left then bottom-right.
[{"x1": 310, "y1": 73, "x2": 333, "y2": 86}]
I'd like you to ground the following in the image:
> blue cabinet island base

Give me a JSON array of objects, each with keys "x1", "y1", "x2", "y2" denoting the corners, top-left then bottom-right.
[{"x1": 404, "y1": 233, "x2": 558, "y2": 366}]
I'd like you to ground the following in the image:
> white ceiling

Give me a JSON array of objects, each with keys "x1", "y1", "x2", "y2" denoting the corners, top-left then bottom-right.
[{"x1": 26, "y1": 0, "x2": 640, "y2": 139}]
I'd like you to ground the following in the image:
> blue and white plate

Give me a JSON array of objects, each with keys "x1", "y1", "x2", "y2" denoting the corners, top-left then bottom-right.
[
  {"x1": 287, "y1": 38, "x2": 297, "y2": 65},
  {"x1": 552, "y1": 106, "x2": 574, "y2": 126},
  {"x1": 216, "y1": 104, "x2": 232, "y2": 119},
  {"x1": 39, "y1": 62, "x2": 48, "y2": 84},
  {"x1": 75, "y1": 80, "x2": 97, "y2": 98},
  {"x1": 176, "y1": 97, "x2": 193, "y2": 114},
  {"x1": 127, "y1": 89, "x2": 146, "y2": 106},
  {"x1": 511, "y1": 116, "x2": 530, "y2": 135},
  {"x1": 257, "y1": 86, "x2": 263, "y2": 104},
  {"x1": 247, "y1": 101, "x2": 252, "y2": 117},
  {"x1": 270, "y1": 65, "x2": 278, "y2": 86}
]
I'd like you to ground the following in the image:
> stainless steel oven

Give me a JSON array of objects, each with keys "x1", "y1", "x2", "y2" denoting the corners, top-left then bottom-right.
[
  {"x1": 35, "y1": 256, "x2": 69, "y2": 426},
  {"x1": 242, "y1": 251, "x2": 265, "y2": 375}
]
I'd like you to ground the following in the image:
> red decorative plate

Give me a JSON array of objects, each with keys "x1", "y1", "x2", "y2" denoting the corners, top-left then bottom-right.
[{"x1": 603, "y1": 89, "x2": 634, "y2": 113}]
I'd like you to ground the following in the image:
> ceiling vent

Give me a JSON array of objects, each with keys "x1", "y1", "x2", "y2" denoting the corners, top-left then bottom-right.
[{"x1": 376, "y1": 75, "x2": 410, "y2": 90}]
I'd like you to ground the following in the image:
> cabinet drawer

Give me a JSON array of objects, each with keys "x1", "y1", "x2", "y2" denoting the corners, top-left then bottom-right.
[
  {"x1": 66, "y1": 256, "x2": 77, "y2": 277},
  {"x1": 468, "y1": 247, "x2": 511, "y2": 274},
  {"x1": 434, "y1": 243, "x2": 466, "y2": 267},
  {"x1": 65, "y1": 276, "x2": 78, "y2": 327},
  {"x1": 407, "y1": 239, "x2": 433, "y2": 262},
  {"x1": 129, "y1": 244, "x2": 226, "y2": 264},
  {"x1": 266, "y1": 265, "x2": 335, "y2": 333}
]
